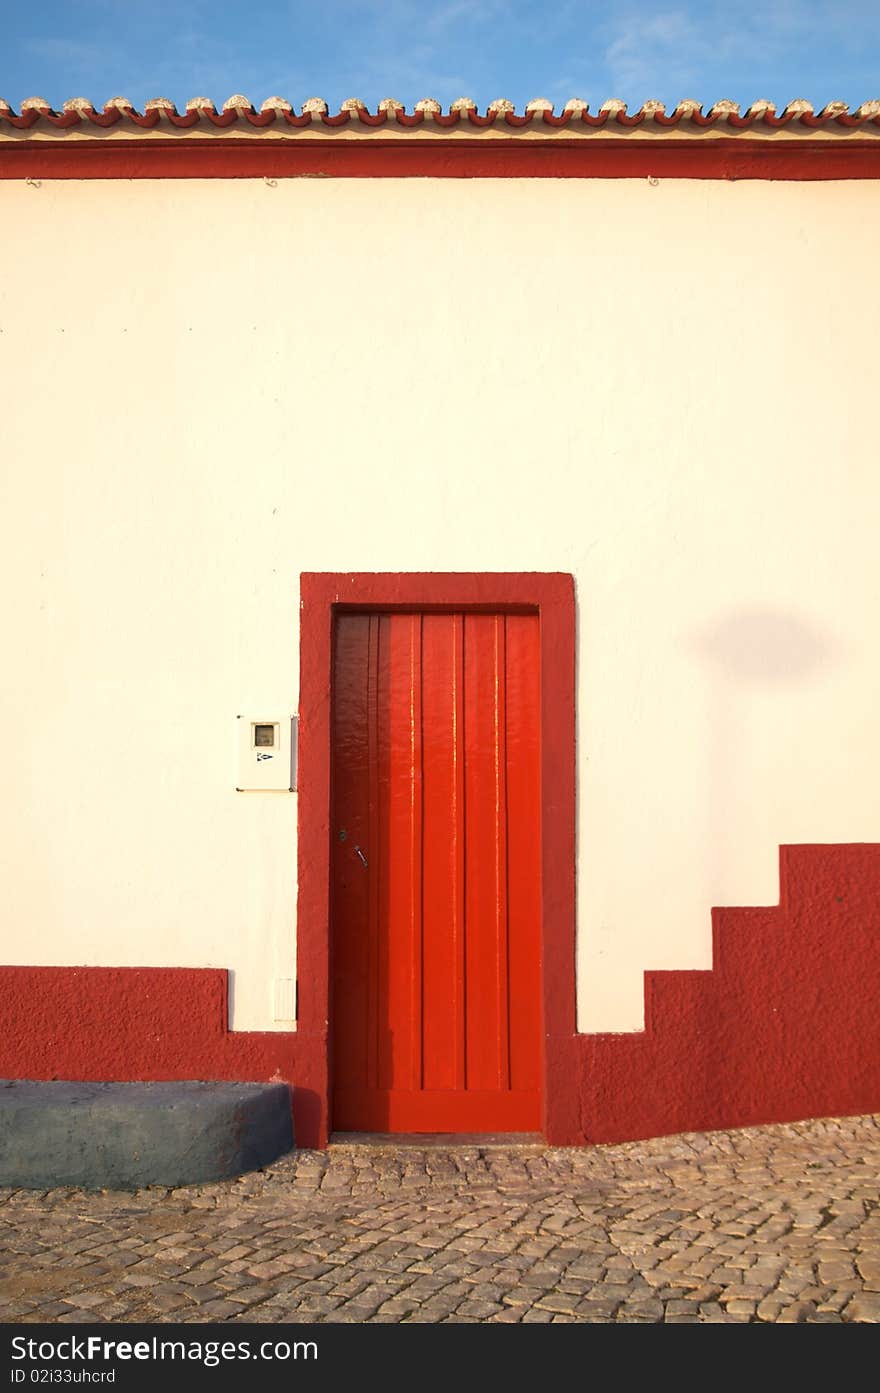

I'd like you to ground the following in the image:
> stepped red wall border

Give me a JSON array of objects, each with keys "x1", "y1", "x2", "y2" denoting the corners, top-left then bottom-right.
[
  {"x1": 565, "y1": 844, "x2": 880, "y2": 1144},
  {"x1": 2, "y1": 844, "x2": 880, "y2": 1147}
]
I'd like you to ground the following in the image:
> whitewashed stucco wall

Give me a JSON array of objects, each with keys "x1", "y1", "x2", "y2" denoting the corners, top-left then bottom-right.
[{"x1": 1, "y1": 175, "x2": 878, "y2": 1032}]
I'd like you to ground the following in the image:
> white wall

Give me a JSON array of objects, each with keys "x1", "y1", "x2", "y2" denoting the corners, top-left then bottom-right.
[{"x1": 1, "y1": 174, "x2": 878, "y2": 1031}]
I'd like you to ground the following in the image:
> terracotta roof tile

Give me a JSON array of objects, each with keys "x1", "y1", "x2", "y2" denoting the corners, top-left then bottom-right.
[
  {"x1": 1, "y1": 98, "x2": 880, "y2": 156},
  {"x1": 222, "y1": 94, "x2": 254, "y2": 113},
  {"x1": 1, "y1": 96, "x2": 878, "y2": 135}
]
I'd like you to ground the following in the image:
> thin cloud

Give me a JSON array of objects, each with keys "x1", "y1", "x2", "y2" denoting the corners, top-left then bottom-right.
[
  {"x1": 603, "y1": 10, "x2": 748, "y2": 98},
  {"x1": 599, "y1": 2, "x2": 880, "y2": 105},
  {"x1": 424, "y1": 0, "x2": 506, "y2": 35},
  {"x1": 24, "y1": 36, "x2": 118, "y2": 69}
]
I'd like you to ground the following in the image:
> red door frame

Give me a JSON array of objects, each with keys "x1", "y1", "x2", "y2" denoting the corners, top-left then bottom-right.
[{"x1": 298, "y1": 572, "x2": 576, "y2": 1145}]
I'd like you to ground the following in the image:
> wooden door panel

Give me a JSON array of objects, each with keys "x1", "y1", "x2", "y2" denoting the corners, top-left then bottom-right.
[
  {"x1": 504, "y1": 614, "x2": 543, "y2": 1092},
  {"x1": 463, "y1": 614, "x2": 509, "y2": 1093},
  {"x1": 331, "y1": 610, "x2": 541, "y2": 1133},
  {"x1": 334, "y1": 1087, "x2": 540, "y2": 1133},
  {"x1": 330, "y1": 614, "x2": 373, "y2": 1091},
  {"x1": 378, "y1": 612, "x2": 420, "y2": 1093},
  {"x1": 421, "y1": 613, "x2": 465, "y2": 1092}
]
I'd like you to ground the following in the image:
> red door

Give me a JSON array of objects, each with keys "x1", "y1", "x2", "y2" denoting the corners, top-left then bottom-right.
[{"x1": 331, "y1": 611, "x2": 542, "y2": 1133}]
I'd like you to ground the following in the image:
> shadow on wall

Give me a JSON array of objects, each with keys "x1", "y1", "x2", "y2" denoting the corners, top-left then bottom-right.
[
  {"x1": 689, "y1": 608, "x2": 834, "y2": 684},
  {"x1": 687, "y1": 608, "x2": 841, "y2": 901}
]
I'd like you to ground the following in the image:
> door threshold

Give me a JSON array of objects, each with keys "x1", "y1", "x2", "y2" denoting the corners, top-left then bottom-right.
[{"x1": 329, "y1": 1132, "x2": 545, "y2": 1148}]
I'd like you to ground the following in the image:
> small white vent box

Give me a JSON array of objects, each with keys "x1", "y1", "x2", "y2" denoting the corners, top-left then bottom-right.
[{"x1": 236, "y1": 715, "x2": 297, "y2": 791}]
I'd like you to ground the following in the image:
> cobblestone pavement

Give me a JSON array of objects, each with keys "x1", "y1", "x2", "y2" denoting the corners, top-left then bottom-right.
[{"x1": 1, "y1": 1114, "x2": 879, "y2": 1324}]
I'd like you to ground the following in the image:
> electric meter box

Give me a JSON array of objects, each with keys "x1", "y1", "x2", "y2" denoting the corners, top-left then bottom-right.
[{"x1": 236, "y1": 715, "x2": 297, "y2": 791}]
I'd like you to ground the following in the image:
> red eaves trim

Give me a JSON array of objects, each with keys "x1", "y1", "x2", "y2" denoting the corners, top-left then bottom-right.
[{"x1": 1, "y1": 138, "x2": 879, "y2": 180}]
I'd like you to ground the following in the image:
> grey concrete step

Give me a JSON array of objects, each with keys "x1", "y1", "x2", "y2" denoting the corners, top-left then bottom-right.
[{"x1": 0, "y1": 1080, "x2": 294, "y2": 1190}]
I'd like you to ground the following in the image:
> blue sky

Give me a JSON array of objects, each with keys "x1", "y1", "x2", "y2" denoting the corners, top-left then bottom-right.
[{"x1": 2, "y1": 1, "x2": 878, "y2": 112}]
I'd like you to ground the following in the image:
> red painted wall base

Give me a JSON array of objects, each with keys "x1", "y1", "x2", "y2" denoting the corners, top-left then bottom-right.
[
  {"x1": 0, "y1": 968, "x2": 327, "y2": 1149},
  {"x1": 2, "y1": 845, "x2": 879, "y2": 1151}
]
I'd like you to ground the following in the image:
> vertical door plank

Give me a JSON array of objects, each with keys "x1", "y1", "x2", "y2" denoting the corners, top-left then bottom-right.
[
  {"x1": 331, "y1": 615, "x2": 373, "y2": 1092},
  {"x1": 367, "y1": 614, "x2": 383, "y2": 1090},
  {"x1": 494, "y1": 617, "x2": 511, "y2": 1091},
  {"x1": 464, "y1": 614, "x2": 509, "y2": 1091},
  {"x1": 364, "y1": 618, "x2": 381, "y2": 1086},
  {"x1": 421, "y1": 614, "x2": 466, "y2": 1091},
  {"x1": 505, "y1": 614, "x2": 543, "y2": 1091},
  {"x1": 382, "y1": 613, "x2": 423, "y2": 1091}
]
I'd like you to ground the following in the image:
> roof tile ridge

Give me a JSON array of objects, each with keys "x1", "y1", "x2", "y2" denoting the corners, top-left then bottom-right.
[{"x1": 2, "y1": 95, "x2": 880, "y2": 130}]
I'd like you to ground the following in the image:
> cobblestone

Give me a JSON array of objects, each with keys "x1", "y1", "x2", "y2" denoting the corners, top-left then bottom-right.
[{"x1": 1, "y1": 1113, "x2": 879, "y2": 1323}]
